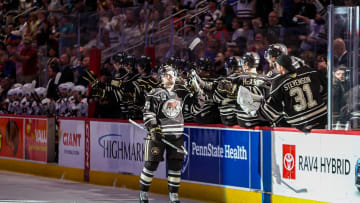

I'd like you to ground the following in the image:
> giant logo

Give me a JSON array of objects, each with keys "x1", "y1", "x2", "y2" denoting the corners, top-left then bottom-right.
[{"x1": 283, "y1": 144, "x2": 296, "y2": 180}]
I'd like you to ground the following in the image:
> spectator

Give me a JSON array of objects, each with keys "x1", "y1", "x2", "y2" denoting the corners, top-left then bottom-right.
[
  {"x1": 0, "y1": 77, "x2": 13, "y2": 102},
  {"x1": 28, "y1": 13, "x2": 40, "y2": 39},
  {"x1": 206, "y1": 0, "x2": 222, "y2": 25},
  {"x1": 74, "y1": 56, "x2": 90, "y2": 86},
  {"x1": 232, "y1": 18, "x2": 254, "y2": 42},
  {"x1": 58, "y1": 16, "x2": 77, "y2": 49},
  {"x1": 211, "y1": 18, "x2": 231, "y2": 43},
  {"x1": 204, "y1": 36, "x2": 219, "y2": 61},
  {"x1": 47, "y1": 15, "x2": 60, "y2": 51},
  {"x1": 47, "y1": 0, "x2": 63, "y2": 19},
  {"x1": 333, "y1": 66, "x2": 347, "y2": 123},
  {"x1": 221, "y1": 4, "x2": 236, "y2": 31},
  {"x1": 59, "y1": 53, "x2": 74, "y2": 83},
  {"x1": 255, "y1": 0, "x2": 273, "y2": 25},
  {"x1": 292, "y1": 0, "x2": 317, "y2": 23},
  {"x1": 266, "y1": 11, "x2": 283, "y2": 44},
  {"x1": 35, "y1": 10, "x2": 49, "y2": 47},
  {"x1": 299, "y1": 51, "x2": 316, "y2": 68},
  {"x1": 11, "y1": 36, "x2": 38, "y2": 84},
  {"x1": 214, "y1": 52, "x2": 226, "y2": 77},
  {"x1": 316, "y1": 54, "x2": 327, "y2": 74},
  {"x1": 334, "y1": 38, "x2": 349, "y2": 67},
  {"x1": 297, "y1": 13, "x2": 326, "y2": 53},
  {"x1": 4, "y1": 24, "x2": 15, "y2": 42},
  {"x1": 46, "y1": 59, "x2": 61, "y2": 101},
  {"x1": 16, "y1": 15, "x2": 28, "y2": 38}
]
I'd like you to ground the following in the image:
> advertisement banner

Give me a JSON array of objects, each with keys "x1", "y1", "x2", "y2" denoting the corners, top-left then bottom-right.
[
  {"x1": 0, "y1": 117, "x2": 24, "y2": 159},
  {"x1": 90, "y1": 121, "x2": 166, "y2": 179},
  {"x1": 59, "y1": 119, "x2": 85, "y2": 169},
  {"x1": 182, "y1": 127, "x2": 261, "y2": 189},
  {"x1": 272, "y1": 131, "x2": 360, "y2": 202},
  {"x1": 24, "y1": 118, "x2": 47, "y2": 162}
]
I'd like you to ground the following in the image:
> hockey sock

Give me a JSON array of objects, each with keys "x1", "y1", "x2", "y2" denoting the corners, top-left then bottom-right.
[
  {"x1": 167, "y1": 160, "x2": 182, "y2": 193},
  {"x1": 140, "y1": 161, "x2": 159, "y2": 192}
]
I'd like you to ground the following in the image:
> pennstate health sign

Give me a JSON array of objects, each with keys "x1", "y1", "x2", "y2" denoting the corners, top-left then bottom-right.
[{"x1": 273, "y1": 131, "x2": 360, "y2": 202}]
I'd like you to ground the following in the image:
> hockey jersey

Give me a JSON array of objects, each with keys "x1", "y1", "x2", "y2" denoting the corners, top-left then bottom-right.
[
  {"x1": 143, "y1": 85, "x2": 204, "y2": 138},
  {"x1": 232, "y1": 71, "x2": 271, "y2": 128},
  {"x1": 259, "y1": 67, "x2": 327, "y2": 132}
]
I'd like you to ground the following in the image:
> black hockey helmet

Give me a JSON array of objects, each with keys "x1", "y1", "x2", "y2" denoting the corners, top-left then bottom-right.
[
  {"x1": 124, "y1": 55, "x2": 136, "y2": 66},
  {"x1": 265, "y1": 43, "x2": 288, "y2": 59},
  {"x1": 158, "y1": 64, "x2": 177, "y2": 79},
  {"x1": 166, "y1": 56, "x2": 179, "y2": 67},
  {"x1": 225, "y1": 56, "x2": 242, "y2": 71},
  {"x1": 198, "y1": 57, "x2": 212, "y2": 71},
  {"x1": 112, "y1": 52, "x2": 127, "y2": 63},
  {"x1": 241, "y1": 52, "x2": 260, "y2": 70},
  {"x1": 137, "y1": 55, "x2": 152, "y2": 74}
]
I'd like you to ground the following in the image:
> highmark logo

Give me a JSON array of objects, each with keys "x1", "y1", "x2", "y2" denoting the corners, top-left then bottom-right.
[
  {"x1": 283, "y1": 144, "x2": 296, "y2": 180},
  {"x1": 191, "y1": 142, "x2": 247, "y2": 160},
  {"x1": 98, "y1": 134, "x2": 144, "y2": 161}
]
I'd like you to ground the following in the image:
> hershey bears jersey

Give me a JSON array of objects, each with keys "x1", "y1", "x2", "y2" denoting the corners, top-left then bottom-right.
[
  {"x1": 213, "y1": 73, "x2": 243, "y2": 126},
  {"x1": 132, "y1": 75, "x2": 159, "y2": 120},
  {"x1": 260, "y1": 67, "x2": 327, "y2": 132},
  {"x1": 143, "y1": 85, "x2": 204, "y2": 137},
  {"x1": 191, "y1": 77, "x2": 220, "y2": 124},
  {"x1": 231, "y1": 72, "x2": 271, "y2": 128}
]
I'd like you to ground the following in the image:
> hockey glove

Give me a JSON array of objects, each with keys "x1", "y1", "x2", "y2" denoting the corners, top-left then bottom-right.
[{"x1": 149, "y1": 127, "x2": 163, "y2": 143}]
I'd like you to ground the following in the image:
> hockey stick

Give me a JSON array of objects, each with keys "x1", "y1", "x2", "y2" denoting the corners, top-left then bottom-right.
[
  {"x1": 281, "y1": 179, "x2": 308, "y2": 193},
  {"x1": 129, "y1": 119, "x2": 188, "y2": 155}
]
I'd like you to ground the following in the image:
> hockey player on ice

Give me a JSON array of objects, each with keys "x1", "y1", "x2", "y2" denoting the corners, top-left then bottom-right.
[{"x1": 139, "y1": 64, "x2": 204, "y2": 203}]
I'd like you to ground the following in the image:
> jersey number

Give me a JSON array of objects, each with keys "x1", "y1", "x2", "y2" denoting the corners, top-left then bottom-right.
[{"x1": 289, "y1": 84, "x2": 317, "y2": 112}]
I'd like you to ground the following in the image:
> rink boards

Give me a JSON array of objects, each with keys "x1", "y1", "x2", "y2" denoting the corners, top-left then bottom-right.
[{"x1": 1, "y1": 116, "x2": 360, "y2": 202}]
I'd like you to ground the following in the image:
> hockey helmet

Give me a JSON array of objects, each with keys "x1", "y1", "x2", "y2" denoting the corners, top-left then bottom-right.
[
  {"x1": 12, "y1": 83, "x2": 23, "y2": 89},
  {"x1": 241, "y1": 52, "x2": 260, "y2": 70},
  {"x1": 14, "y1": 87, "x2": 23, "y2": 98},
  {"x1": 137, "y1": 55, "x2": 152, "y2": 74},
  {"x1": 124, "y1": 55, "x2": 137, "y2": 67},
  {"x1": 35, "y1": 87, "x2": 47, "y2": 99},
  {"x1": 198, "y1": 57, "x2": 212, "y2": 71},
  {"x1": 112, "y1": 52, "x2": 127, "y2": 63},
  {"x1": 7, "y1": 88, "x2": 16, "y2": 97},
  {"x1": 265, "y1": 43, "x2": 288, "y2": 59},
  {"x1": 158, "y1": 64, "x2": 177, "y2": 79},
  {"x1": 73, "y1": 85, "x2": 86, "y2": 96},
  {"x1": 225, "y1": 56, "x2": 242, "y2": 71},
  {"x1": 22, "y1": 83, "x2": 35, "y2": 97}
]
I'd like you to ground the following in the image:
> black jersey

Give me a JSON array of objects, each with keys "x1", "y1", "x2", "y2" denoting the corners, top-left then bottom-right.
[
  {"x1": 143, "y1": 85, "x2": 204, "y2": 137},
  {"x1": 213, "y1": 73, "x2": 241, "y2": 126},
  {"x1": 132, "y1": 75, "x2": 159, "y2": 120},
  {"x1": 231, "y1": 71, "x2": 271, "y2": 128},
  {"x1": 191, "y1": 77, "x2": 221, "y2": 124},
  {"x1": 259, "y1": 67, "x2": 327, "y2": 132}
]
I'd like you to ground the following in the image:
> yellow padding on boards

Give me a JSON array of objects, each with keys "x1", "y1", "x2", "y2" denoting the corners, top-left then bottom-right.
[
  {"x1": 0, "y1": 158, "x2": 84, "y2": 182},
  {"x1": 89, "y1": 170, "x2": 262, "y2": 203},
  {"x1": 272, "y1": 194, "x2": 326, "y2": 203},
  {"x1": 89, "y1": 170, "x2": 168, "y2": 193},
  {"x1": 181, "y1": 182, "x2": 262, "y2": 203}
]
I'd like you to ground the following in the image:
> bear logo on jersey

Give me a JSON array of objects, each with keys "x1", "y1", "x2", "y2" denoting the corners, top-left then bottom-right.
[{"x1": 162, "y1": 99, "x2": 182, "y2": 118}]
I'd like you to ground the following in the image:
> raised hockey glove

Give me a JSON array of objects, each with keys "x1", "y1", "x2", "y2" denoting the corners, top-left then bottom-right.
[{"x1": 149, "y1": 127, "x2": 163, "y2": 143}]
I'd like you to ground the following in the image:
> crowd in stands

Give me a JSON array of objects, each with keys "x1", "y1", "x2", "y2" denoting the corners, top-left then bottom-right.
[{"x1": 0, "y1": 0, "x2": 359, "y2": 128}]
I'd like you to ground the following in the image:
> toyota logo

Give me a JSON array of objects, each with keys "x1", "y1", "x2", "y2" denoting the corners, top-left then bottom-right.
[{"x1": 283, "y1": 153, "x2": 295, "y2": 171}]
